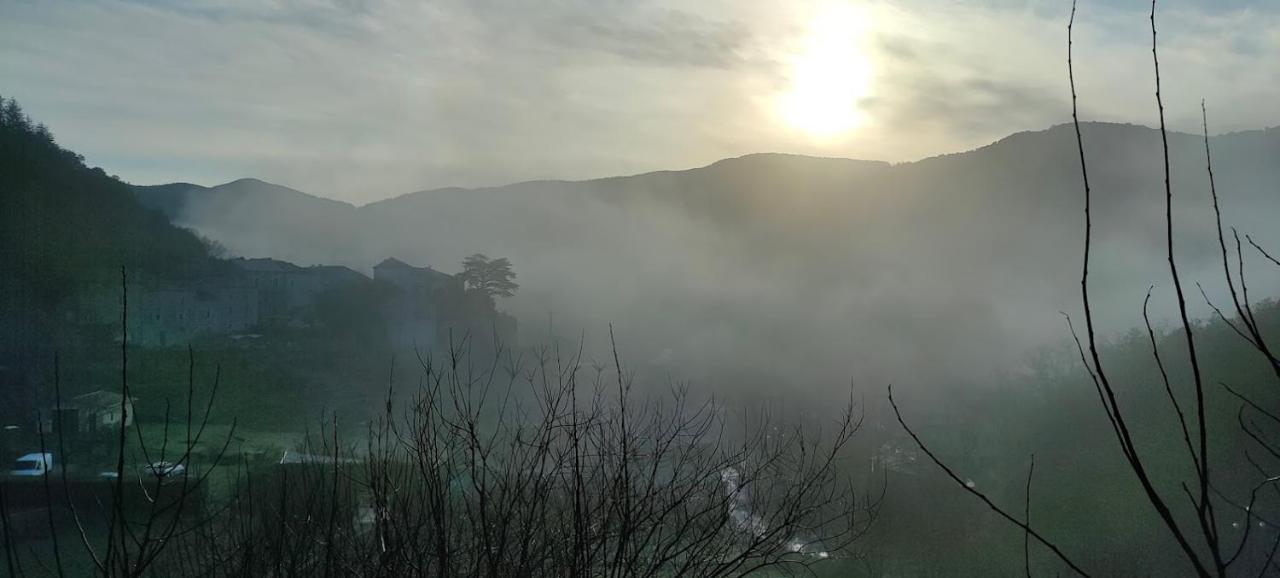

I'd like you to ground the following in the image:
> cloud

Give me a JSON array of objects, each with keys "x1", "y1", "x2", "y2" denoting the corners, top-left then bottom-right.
[
  {"x1": 863, "y1": 74, "x2": 1063, "y2": 140},
  {"x1": 458, "y1": 1, "x2": 753, "y2": 69},
  {"x1": 0, "y1": 0, "x2": 1276, "y2": 202}
]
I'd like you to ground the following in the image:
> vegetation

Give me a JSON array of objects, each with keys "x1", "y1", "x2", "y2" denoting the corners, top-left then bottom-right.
[
  {"x1": 2, "y1": 3, "x2": 1279, "y2": 575},
  {"x1": 459, "y1": 253, "x2": 519, "y2": 300},
  {"x1": 873, "y1": 300, "x2": 1280, "y2": 575},
  {"x1": 889, "y1": 3, "x2": 1280, "y2": 576},
  {"x1": 1, "y1": 321, "x2": 879, "y2": 576},
  {"x1": 1, "y1": 100, "x2": 876, "y2": 575},
  {"x1": 0, "y1": 96, "x2": 217, "y2": 311}
]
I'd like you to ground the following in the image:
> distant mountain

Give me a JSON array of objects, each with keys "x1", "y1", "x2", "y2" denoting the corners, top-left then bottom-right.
[
  {"x1": 135, "y1": 178, "x2": 358, "y2": 266},
  {"x1": 136, "y1": 178, "x2": 354, "y2": 219},
  {"x1": 136, "y1": 122, "x2": 1280, "y2": 392}
]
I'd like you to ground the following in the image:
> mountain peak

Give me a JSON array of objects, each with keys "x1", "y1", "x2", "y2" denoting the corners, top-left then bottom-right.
[{"x1": 210, "y1": 177, "x2": 356, "y2": 209}]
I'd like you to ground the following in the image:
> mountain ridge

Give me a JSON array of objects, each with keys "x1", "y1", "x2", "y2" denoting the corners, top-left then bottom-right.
[
  {"x1": 135, "y1": 121, "x2": 1278, "y2": 213},
  {"x1": 128, "y1": 118, "x2": 1280, "y2": 395}
]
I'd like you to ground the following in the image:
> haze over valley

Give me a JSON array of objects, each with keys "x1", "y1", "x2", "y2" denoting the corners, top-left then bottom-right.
[
  {"x1": 138, "y1": 122, "x2": 1280, "y2": 395},
  {"x1": 4, "y1": 1, "x2": 1280, "y2": 575}
]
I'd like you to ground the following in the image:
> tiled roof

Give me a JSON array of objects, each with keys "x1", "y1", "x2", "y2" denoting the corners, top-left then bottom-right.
[
  {"x1": 230, "y1": 258, "x2": 301, "y2": 273},
  {"x1": 374, "y1": 257, "x2": 412, "y2": 269},
  {"x1": 70, "y1": 391, "x2": 130, "y2": 410}
]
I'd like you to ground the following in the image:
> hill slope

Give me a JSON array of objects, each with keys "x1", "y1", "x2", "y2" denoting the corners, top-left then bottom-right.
[
  {"x1": 0, "y1": 95, "x2": 219, "y2": 423},
  {"x1": 136, "y1": 178, "x2": 358, "y2": 265},
  {"x1": 1, "y1": 97, "x2": 216, "y2": 310}
]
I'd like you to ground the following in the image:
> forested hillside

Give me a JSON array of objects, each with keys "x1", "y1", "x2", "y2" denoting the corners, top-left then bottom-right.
[{"x1": 0, "y1": 96, "x2": 217, "y2": 311}]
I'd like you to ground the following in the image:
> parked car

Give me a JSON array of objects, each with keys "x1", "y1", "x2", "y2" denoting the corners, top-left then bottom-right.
[
  {"x1": 8, "y1": 453, "x2": 54, "y2": 477},
  {"x1": 142, "y1": 461, "x2": 186, "y2": 481}
]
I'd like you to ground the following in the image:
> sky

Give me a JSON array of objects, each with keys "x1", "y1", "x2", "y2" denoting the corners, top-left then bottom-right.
[{"x1": 2, "y1": 0, "x2": 1277, "y2": 203}]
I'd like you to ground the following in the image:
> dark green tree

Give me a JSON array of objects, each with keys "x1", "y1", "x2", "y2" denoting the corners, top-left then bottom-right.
[{"x1": 458, "y1": 253, "x2": 518, "y2": 299}]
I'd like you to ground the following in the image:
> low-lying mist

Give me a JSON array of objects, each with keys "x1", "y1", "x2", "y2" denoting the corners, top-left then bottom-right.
[{"x1": 138, "y1": 121, "x2": 1280, "y2": 406}]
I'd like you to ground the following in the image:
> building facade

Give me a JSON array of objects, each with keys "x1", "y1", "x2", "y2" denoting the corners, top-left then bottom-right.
[
  {"x1": 129, "y1": 283, "x2": 260, "y2": 346},
  {"x1": 374, "y1": 258, "x2": 462, "y2": 351},
  {"x1": 231, "y1": 258, "x2": 366, "y2": 326}
]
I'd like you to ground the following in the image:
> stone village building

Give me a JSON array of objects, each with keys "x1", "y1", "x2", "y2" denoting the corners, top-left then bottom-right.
[
  {"x1": 71, "y1": 257, "x2": 516, "y2": 351},
  {"x1": 231, "y1": 258, "x2": 365, "y2": 326},
  {"x1": 129, "y1": 282, "x2": 260, "y2": 346},
  {"x1": 374, "y1": 258, "x2": 518, "y2": 353},
  {"x1": 40, "y1": 390, "x2": 135, "y2": 435},
  {"x1": 373, "y1": 257, "x2": 459, "y2": 351}
]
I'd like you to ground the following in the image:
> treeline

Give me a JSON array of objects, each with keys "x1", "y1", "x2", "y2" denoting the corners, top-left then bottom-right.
[{"x1": 0, "y1": 95, "x2": 218, "y2": 312}]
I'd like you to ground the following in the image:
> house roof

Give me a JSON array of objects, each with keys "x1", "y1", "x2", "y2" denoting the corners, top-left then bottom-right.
[
  {"x1": 375, "y1": 258, "x2": 450, "y2": 276},
  {"x1": 309, "y1": 265, "x2": 366, "y2": 281},
  {"x1": 70, "y1": 391, "x2": 131, "y2": 411},
  {"x1": 278, "y1": 450, "x2": 359, "y2": 465},
  {"x1": 235, "y1": 258, "x2": 367, "y2": 282},
  {"x1": 230, "y1": 257, "x2": 302, "y2": 273},
  {"x1": 374, "y1": 257, "x2": 413, "y2": 270}
]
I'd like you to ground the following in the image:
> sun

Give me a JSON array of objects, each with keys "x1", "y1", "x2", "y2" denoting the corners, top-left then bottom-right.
[{"x1": 778, "y1": 2, "x2": 875, "y2": 139}]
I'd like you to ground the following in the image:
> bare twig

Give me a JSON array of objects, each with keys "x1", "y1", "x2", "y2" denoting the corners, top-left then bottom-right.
[{"x1": 889, "y1": 385, "x2": 1089, "y2": 577}]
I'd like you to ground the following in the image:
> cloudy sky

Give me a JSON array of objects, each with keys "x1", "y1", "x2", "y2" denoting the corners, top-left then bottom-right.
[{"x1": 2, "y1": 0, "x2": 1277, "y2": 203}]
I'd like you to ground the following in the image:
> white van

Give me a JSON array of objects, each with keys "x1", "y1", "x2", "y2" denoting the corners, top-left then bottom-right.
[{"x1": 9, "y1": 453, "x2": 54, "y2": 476}]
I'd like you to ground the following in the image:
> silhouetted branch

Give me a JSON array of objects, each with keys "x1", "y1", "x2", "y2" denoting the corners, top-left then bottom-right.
[
  {"x1": 1024, "y1": 454, "x2": 1035, "y2": 578},
  {"x1": 1144, "y1": 287, "x2": 1200, "y2": 471},
  {"x1": 888, "y1": 385, "x2": 1089, "y2": 577}
]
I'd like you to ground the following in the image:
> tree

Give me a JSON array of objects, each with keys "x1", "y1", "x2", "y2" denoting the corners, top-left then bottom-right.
[
  {"x1": 1, "y1": 98, "x2": 29, "y2": 130},
  {"x1": 183, "y1": 337, "x2": 880, "y2": 577},
  {"x1": 2, "y1": 330, "x2": 880, "y2": 576},
  {"x1": 891, "y1": 3, "x2": 1280, "y2": 576},
  {"x1": 459, "y1": 253, "x2": 518, "y2": 299}
]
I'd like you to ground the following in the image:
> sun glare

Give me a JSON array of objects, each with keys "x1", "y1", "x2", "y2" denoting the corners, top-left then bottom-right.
[{"x1": 779, "y1": 2, "x2": 874, "y2": 139}]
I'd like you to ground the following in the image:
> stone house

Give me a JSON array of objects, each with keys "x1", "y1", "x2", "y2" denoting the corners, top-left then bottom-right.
[
  {"x1": 130, "y1": 283, "x2": 260, "y2": 346},
  {"x1": 231, "y1": 258, "x2": 367, "y2": 326},
  {"x1": 43, "y1": 390, "x2": 135, "y2": 435},
  {"x1": 374, "y1": 257, "x2": 518, "y2": 352},
  {"x1": 373, "y1": 258, "x2": 462, "y2": 351}
]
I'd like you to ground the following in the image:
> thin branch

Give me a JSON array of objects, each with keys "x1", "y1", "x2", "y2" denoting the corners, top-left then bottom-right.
[
  {"x1": 1025, "y1": 454, "x2": 1035, "y2": 578},
  {"x1": 888, "y1": 386, "x2": 1090, "y2": 577}
]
